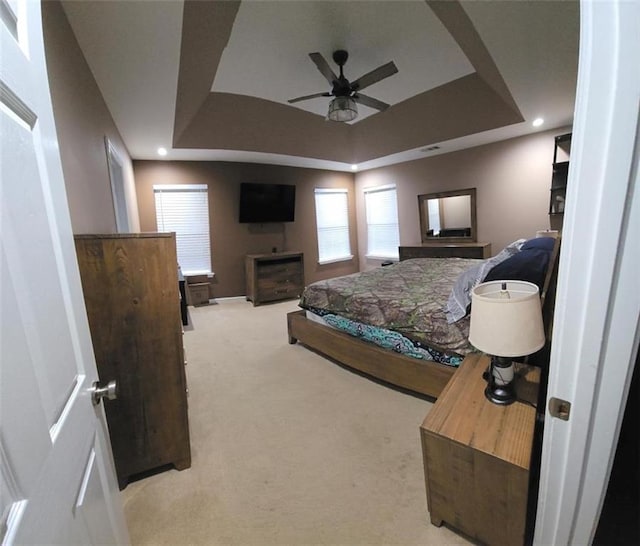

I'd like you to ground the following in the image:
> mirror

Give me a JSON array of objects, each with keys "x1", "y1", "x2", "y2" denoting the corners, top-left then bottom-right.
[{"x1": 418, "y1": 188, "x2": 477, "y2": 242}]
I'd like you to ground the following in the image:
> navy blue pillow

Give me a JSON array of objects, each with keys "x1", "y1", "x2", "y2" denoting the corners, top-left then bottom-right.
[
  {"x1": 521, "y1": 237, "x2": 556, "y2": 252},
  {"x1": 484, "y1": 248, "x2": 551, "y2": 289}
]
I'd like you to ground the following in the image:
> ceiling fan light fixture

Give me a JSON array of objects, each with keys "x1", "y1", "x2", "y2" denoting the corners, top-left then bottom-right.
[{"x1": 327, "y1": 97, "x2": 358, "y2": 122}]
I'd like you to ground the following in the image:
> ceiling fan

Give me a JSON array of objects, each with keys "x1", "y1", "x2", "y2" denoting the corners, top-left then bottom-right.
[{"x1": 288, "y1": 50, "x2": 398, "y2": 122}]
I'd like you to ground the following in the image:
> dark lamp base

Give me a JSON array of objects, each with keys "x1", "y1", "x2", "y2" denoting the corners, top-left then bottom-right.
[{"x1": 485, "y1": 383, "x2": 516, "y2": 405}]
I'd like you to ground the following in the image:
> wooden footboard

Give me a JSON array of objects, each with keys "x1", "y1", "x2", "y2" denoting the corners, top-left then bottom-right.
[{"x1": 287, "y1": 310, "x2": 456, "y2": 399}]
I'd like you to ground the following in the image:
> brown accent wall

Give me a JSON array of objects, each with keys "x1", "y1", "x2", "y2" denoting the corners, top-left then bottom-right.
[
  {"x1": 42, "y1": 0, "x2": 139, "y2": 233},
  {"x1": 355, "y1": 127, "x2": 569, "y2": 269},
  {"x1": 134, "y1": 161, "x2": 358, "y2": 297}
]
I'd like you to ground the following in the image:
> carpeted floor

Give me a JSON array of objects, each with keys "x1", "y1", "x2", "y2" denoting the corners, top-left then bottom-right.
[{"x1": 122, "y1": 298, "x2": 470, "y2": 545}]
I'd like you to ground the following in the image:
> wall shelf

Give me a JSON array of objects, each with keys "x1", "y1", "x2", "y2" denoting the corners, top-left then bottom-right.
[{"x1": 549, "y1": 133, "x2": 572, "y2": 216}]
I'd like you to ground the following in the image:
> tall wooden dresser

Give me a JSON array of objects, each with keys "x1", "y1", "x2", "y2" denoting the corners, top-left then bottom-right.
[{"x1": 74, "y1": 233, "x2": 191, "y2": 488}]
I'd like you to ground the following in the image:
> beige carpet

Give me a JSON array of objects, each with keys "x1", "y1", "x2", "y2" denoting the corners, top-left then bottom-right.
[{"x1": 122, "y1": 298, "x2": 470, "y2": 545}]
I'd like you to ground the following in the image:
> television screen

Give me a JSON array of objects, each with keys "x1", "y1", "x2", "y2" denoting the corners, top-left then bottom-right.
[{"x1": 239, "y1": 183, "x2": 296, "y2": 223}]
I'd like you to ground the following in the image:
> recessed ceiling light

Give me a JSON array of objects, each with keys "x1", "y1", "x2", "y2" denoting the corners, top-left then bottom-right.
[
  {"x1": 532, "y1": 118, "x2": 544, "y2": 127},
  {"x1": 157, "y1": 147, "x2": 168, "y2": 156},
  {"x1": 351, "y1": 164, "x2": 358, "y2": 171}
]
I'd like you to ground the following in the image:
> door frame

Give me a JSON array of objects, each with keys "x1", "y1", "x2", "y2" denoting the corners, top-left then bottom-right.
[
  {"x1": 105, "y1": 136, "x2": 130, "y2": 233},
  {"x1": 534, "y1": 0, "x2": 640, "y2": 544}
]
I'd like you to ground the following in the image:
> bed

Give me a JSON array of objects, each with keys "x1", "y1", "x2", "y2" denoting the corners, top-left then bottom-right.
[{"x1": 287, "y1": 237, "x2": 561, "y2": 399}]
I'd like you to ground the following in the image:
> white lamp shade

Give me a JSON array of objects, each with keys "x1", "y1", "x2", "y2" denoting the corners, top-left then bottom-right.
[{"x1": 469, "y1": 280, "x2": 545, "y2": 357}]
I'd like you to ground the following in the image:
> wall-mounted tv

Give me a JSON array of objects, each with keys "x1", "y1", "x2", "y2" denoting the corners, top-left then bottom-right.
[{"x1": 239, "y1": 182, "x2": 296, "y2": 223}]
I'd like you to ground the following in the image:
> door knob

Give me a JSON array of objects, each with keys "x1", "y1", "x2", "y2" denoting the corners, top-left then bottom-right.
[{"x1": 90, "y1": 380, "x2": 117, "y2": 406}]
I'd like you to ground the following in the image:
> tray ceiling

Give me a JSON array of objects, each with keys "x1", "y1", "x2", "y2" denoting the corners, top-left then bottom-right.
[{"x1": 61, "y1": 0, "x2": 579, "y2": 171}]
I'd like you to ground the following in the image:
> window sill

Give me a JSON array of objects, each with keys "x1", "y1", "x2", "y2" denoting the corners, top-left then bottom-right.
[
  {"x1": 318, "y1": 255, "x2": 354, "y2": 266},
  {"x1": 365, "y1": 255, "x2": 399, "y2": 261},
  {"x1": 183, "y1": 271, "x2": 215, "y2": 278}
]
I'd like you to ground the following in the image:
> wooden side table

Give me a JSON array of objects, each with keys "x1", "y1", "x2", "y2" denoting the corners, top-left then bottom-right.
[{"x1": 420, "y1": 353, "x2": 539, "y2": 546}]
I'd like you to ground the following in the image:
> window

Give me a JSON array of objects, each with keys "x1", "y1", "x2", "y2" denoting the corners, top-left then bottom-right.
[
  {"x1": 154, "y1": 184, "x2": 211, "y2": 274},
  {"x1": 314, "y1": 188, "x2": 352, "y2": 264},
  {"x1": 364, "y1": 185, "x2": 400, "y2": 260},
  {"x1": 427, "y1": 198, "x2": 441, "y2": 236}
]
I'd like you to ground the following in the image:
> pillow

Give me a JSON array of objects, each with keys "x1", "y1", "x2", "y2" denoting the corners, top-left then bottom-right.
[
  {"x1": 486, "y1": 237, "x2": 527, "y2": 256},
  {"x1": 445, "y1": 239, "x2": 526, "y2": 323},
  {"x1": 484, "y1": 248, "x2": 551, "y2": 289},
  {"x1": 521, "y1": 237, "x2": 556, "y2": 252}
]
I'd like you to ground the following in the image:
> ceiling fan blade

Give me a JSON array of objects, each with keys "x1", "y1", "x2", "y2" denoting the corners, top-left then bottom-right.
[
  {"x1": 350, "y1": 61, "x2": 398, "y2": 92},
  {"x1": 287, "y1": 92, "x2": 331, "y2": 104},
  {"x1": 353, "y1": 94, "x2": 390, "y2": 111},
  {"x1": 309, "y1": 52, "x2": 338, "y2": 85}
]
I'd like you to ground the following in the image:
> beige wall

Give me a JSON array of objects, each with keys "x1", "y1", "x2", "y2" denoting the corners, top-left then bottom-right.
[
  {"x1": 136, "y1": 127, "x2": 568, "y2": 294},
  {"x1": 134, "y1": 161, "x2": 358, "y2": 297},
  {"x1": 356, "y1": 127, "x2": 569, "y2": 268},
  {"x1": 41, "y1": 0, "x2": 567, "y2": 282},
  {"x1": 42, "y1": 0, "x2": 139, "y2": 234}
]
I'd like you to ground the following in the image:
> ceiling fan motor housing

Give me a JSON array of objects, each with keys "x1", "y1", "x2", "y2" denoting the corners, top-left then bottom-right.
[
  {"x1": 332, "y1": 50, "x2": 351, "y2": 96},
  {"x1": 332, "y1": 78, "x2": 352, "y2": 97},
  {"x1": 332, "y1": 49, "x2": 349, "y2": 66}
]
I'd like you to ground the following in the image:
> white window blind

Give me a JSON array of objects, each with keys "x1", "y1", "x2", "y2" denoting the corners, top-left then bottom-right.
[
  {"x1": 364, "y1": 185, "x2": 400, "y2": 260},
  {"x1": 314, "y1": 188, "x2": 352, "y2": 264},
  {"x1": 153, "y1": 184, "x2": 211, "y2": 275},
  {"x1": 427, "y1": 198, "x2": 441, "y2": 236}
]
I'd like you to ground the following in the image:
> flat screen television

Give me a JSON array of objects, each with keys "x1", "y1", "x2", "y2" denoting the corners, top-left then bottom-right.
[{"x1": 239, "y1": 183, "x2": 296, "y2": 223}]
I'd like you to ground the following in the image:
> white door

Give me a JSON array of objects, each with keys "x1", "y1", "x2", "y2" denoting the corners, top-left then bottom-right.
[
  {"x1": 0, "y1": 1, "x2": 129, "y2": 544},
  {"x1": 534, "y1": 0, "x2": 640, "y2": 544}
]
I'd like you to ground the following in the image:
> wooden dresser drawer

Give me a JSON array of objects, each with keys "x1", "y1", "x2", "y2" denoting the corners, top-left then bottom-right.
[
  {"x1": 257, "y1": 274, "x2": 303, "y2": 290},
  {"x1": 257, "y1": 261, "x2": 303, "y2": 278},
  {"x1": 399, "y1": 247, "x2": 430, "y2": 260},
  {"x1": 258, "y1": 284, "x2": 303, "y2": 302}
]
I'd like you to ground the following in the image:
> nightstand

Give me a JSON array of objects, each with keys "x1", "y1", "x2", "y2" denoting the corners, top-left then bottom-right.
[{"x1": 420, "y1": 353, "x2": 540, "y2": 546}]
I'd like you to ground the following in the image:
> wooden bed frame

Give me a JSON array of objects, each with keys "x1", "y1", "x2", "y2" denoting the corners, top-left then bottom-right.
[
  {"x1": 287, "y1": 310, "x2": 455, "y2": 398},
  {"x1": 287, "y1": 239, "x2": 561, "y2": 399}
]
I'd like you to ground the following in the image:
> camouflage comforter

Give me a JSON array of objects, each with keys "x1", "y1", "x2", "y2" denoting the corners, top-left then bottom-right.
[{"x1": 299, "y1": 258, "x2": 478, "y2": 357}]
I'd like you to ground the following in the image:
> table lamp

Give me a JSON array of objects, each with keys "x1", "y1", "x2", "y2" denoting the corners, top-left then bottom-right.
[{"x1": 469, "y1": 280, "x2": 545, "y2": 405}]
